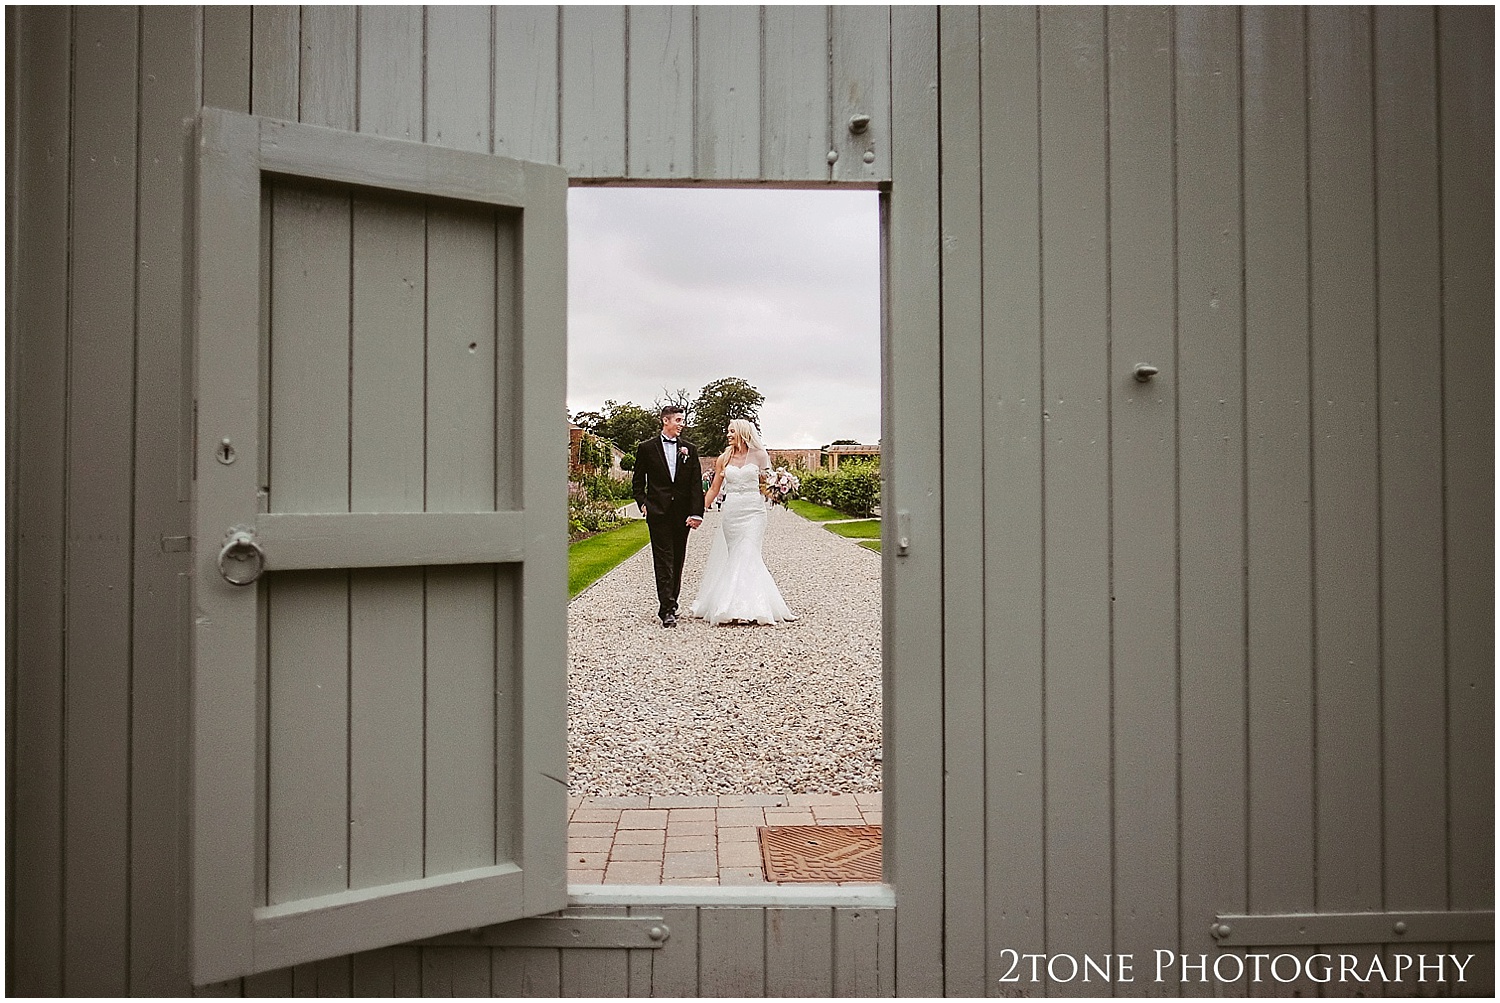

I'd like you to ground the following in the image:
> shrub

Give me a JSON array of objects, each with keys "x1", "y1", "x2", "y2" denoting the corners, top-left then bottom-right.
[
  {"x1": 620, "y1": 452, "x2": 635, "y2": 471},
  {"x1": 568, "y1": 495, "x2": 621, "y2": 540},
  {"x1": 799, "y1": 461, "x2": 880, "y2": 517}
]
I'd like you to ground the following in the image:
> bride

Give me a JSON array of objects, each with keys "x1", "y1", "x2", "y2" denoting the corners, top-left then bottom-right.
[{"x1": 689, "y1": 419, "x2": 798, "y2": 625}]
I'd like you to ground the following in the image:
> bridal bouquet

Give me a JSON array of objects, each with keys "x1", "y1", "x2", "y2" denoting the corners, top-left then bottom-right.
[{"x1": 760, "y1": 466, "x2": 801, "y2": 507}]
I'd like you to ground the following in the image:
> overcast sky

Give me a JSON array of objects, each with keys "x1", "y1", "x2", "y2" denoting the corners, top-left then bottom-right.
[{"x1": 567, "y1": 187, "x2": 881, "y2": 449}]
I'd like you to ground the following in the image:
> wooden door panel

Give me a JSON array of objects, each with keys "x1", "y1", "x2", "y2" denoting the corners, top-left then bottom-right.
[
  {"x1": 266, "y1": 570, "x2": 350, "y2": 906},
  {"x1": 193, "y1": 109, "x2": 566, "y2": 982},
  {"x1": 267, "y1": 183, "x2": 350, "y2": 514}
]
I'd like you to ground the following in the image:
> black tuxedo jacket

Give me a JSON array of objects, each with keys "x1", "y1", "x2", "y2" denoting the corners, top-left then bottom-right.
[{"x1": 632, "y1": 436, "x2": 706, "y2": 520}]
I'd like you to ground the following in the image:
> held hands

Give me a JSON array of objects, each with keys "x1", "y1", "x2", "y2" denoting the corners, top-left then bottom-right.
[{"x1": 686, "y1": 516, "x2": 703, "y2": 529}]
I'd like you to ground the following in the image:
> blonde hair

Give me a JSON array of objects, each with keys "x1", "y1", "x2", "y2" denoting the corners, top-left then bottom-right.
[{"x1": 726, "y1": 419, "x2": 764, "y2": 453}]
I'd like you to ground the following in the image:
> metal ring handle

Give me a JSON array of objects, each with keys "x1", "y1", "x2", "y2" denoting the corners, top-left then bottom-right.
[{"x1": 217, "y1": 527, "x2": 265, "y2": 586}]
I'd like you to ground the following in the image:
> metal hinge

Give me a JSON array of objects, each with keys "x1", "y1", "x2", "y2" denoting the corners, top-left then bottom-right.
[
  {"x1": 1212, "y1": 910, "x2": 1494, "y2": 947},
  {"x1": 414, "y1": 915, "x2": 671, "y2": 950}
]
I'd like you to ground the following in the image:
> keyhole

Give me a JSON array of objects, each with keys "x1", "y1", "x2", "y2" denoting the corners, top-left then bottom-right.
[{"x1": 217, "y1": 438, "x2": 236, "y2": 465}]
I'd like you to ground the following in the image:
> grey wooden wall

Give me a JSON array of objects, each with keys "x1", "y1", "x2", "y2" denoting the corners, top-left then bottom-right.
[
  {"x1": 6, "y1": 4, "x2": 1493, "y2": 998},
  {"x1": 926, "y1": 5, "x2": 1494, "y2": 996}
]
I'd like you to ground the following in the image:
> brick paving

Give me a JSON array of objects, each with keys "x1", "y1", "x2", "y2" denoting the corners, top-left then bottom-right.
[{"x1": 566, "y1": 792, "x2": 883, "y2": 886}]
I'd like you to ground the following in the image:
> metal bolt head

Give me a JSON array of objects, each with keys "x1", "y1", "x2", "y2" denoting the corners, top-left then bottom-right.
[
  {"x1": 649, "y1": 924, "x2": 669, "y2": 942},
  {"x1": 862, "y1": 151, "x2": 875, "y2": 164},
  {"x1": 826, "y1": 150, "x2": 839, "y2": 164},
  {"x1": 1394, "y1": 921, "x2": 1408, "y2": 935}
]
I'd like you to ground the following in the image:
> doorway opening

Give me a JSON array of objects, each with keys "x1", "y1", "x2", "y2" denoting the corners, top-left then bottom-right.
[{"x1": 564, "y1": 186, "x2": 884, "y2": 887}]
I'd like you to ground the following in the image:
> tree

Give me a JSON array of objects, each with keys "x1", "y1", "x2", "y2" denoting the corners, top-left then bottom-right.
[
  {"x1": 653, "y1": 387, "x2": 695, "y2": 425},
  {"x1": 689, "y1": 377, "x2": 765, "y2": 455},
  {"x1": 582, "y1": 399, "x2": 661, "y2": 453}
]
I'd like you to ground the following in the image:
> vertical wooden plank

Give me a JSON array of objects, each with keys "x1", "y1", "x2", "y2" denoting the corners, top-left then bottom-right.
[
  {"x1": 514, "y1": 158, "x2": 569, "y2": 919},
  {"x1": 291, "y1": 957, "x2": 351, "y2": 996},
  {"x1": 979, "y1": 6, "x2": 1046, "y2": 989},
  {"x1": 299, "y1": 5, "x2": 355, "y2": 129},
  {"x1": 204, "y1": 6, "x2": 251, "y2": 112},
  {"x1": 132, "y1": 7, "x2": 202, "y2": 995},
  {"x1": 350, "y1": 947, "x2": 419, "y2": 997},
  {"x1": 1307, "y1": 5, "x2": 1381, "y2": 917},
  {"x1": 1241, "y1": 11, "x2": 1316, "y2": 993},
  {"x1": 423, "y1": 947, "x2": 493, "y2": 997},
  {"x1": 831, "y1": 908, "x2": 881, "y2": 997},
  {"x1": 876, "y1": 907, "x2": 896, "y2": 997},
  {"x1": 699, "y1": 908, "x2": 765, "y2": 997},
  {"x1": 424, "y1": 566, "x2": 499, "y2": 874},
  {"x1": 1105, "y1": 7, "x2": 1180, "y2": 994},
  {"x1": 492, "y1": 947, "x2": 562, "y2": 997},
  {"x1": 346, "y1": 190, "x2": 426, "y2": 895},
  {"x1": 357, "y1": 6, "x2": 423, "y2": 141},
  {"x1": 349, "y1": 201, "x2": 425, "y2": 513},
  {"x1": 886, "y1": 7, "x2": 943, "y2": 996},
  {"x1": 1438, "y1": 4, "x2": 1495, "y2": 926},
  {"x1": 831, "y1": 6, "x2": 890, "y2": 183},
  {"x1": 760, "y1": 5, "x2": 827, "y2": 181},
  {"x1": 494, "y1": 213, "x2": 521, "y2": 512},
  {"x1": 267, "y1": 183, "x2": 350, "y2": 514},
  {"x1": 1374, "y1": 4, "x2": 1447, "y2": 920},
  {"x1": 424, "y1": 201, "x2": 503, "y2": 876},
  {"x1": 1038, "y1": 8, "x2": 1112, "y2": 991},
  {"x1": 193, "y1": 103, "x2": 264, "y2": 990},
  {"x1": 695, "y1": 5, "x2": 761, "y2": 179},
  {"x1": 64, "y1": 8, "x2": 138, "y2": 993},
  {"x1": 9, "y1": 7, "x2": 71, "y2": 995},
  {"x1": 426, "y1": 5, "x2": 491, "y2": 153},
  {"x1": 559, "y1": 907, "x2": 630, "y2": 997},
  {"x1": 1175, "y1": 7, "x2": 1248, "y2": 994},
  {"x1": 560, "y1": 5, "x2": 625, "y2": 177},
  {"x1": 251, "y1": 6, "x2": 299, "y2": 119},
  {"x1": 937, "y1": 7, "x2": 985, "y2": 998},
  {"x1": 265, "y1": 175, "x2": 352, "y2": 906},
  {"x1": 627, "y1": 5, "x2": 695, "y2": 178},
  {"x1": 765, "y1": 908, "x2": 834, "y2": 997},
  {"x1": 265, "y1": 572, "x2": 348, "y2": 904},
  {"x1": 347, "y1": 562, "x2": 424, "y2": 891},
  {"x1": 493, "y1": 6, "x2": 559, "y2": 165},
  {"x1": 3, "y1": 8, "x2": 19, "y2": 991},
  {"x1": 425, "y1": 209, "x2": 499, "y2": 513},
  {"x1": 648, "y1": 907, "x2": 699, "y2": 997},
  {"x1": 624, "y1": 904, "x2": 654, "y2": 996}
]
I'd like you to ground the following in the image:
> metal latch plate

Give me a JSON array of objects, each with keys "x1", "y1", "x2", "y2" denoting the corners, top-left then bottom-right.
[{"x1": 415, "y1": 915, "x2": 670, "y2": 950}]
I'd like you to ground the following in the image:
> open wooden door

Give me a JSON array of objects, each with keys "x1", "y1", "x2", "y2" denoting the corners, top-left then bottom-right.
[{"x1": 189, "y1": 109, "x2": 567, "y2": 983}]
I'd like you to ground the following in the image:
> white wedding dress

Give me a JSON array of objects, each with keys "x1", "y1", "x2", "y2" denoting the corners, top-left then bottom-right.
[{"x1": 690, "y1": 463, "x2": 798, "y2": 625}]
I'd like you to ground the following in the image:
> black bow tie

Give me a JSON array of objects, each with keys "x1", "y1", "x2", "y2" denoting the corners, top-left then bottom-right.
[{"x1": 663, "y1": 437, "x2": 678, "y2": 444}]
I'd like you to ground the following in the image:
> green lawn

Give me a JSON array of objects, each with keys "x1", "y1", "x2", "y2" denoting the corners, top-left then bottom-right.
[
  {"x1": 858, "y1": 540, "x2": 882, "y2": 553},
  {"x1": 787, "y1": 498, "x2": 853, "y2": 522},
  {"x1": 568, "y1": 519, "x2": 651, "y2": 599},
  {"x1": 824, "y1": 519, "x2": 881, "y2": 540}
]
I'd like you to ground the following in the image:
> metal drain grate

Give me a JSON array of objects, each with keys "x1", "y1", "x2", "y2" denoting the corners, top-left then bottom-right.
[{"x1": 759, "y1": 825, "x2": 882, "y2": 883}]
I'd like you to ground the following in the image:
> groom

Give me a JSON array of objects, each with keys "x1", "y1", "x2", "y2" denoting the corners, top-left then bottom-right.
[{"x1": 632, "y1": 405, "x2": 705, "y2": 627}]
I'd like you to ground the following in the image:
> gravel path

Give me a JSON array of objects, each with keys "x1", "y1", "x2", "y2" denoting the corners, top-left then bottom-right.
[{"x1": 567, "y1": 505, "x2": 882, "y2": 796}]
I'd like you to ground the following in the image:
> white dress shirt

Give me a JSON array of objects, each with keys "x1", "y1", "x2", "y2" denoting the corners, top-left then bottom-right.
[{"x1": 662, "y1": 436, "x2": 678, "y2": 480}]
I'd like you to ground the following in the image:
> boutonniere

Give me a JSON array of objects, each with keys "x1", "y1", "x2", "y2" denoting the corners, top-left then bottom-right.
[{"x1": 678, "y1": 446, "x2": 689, "y2": 460}]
